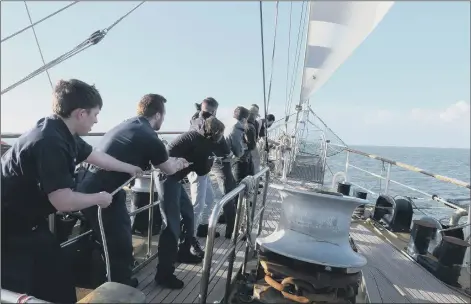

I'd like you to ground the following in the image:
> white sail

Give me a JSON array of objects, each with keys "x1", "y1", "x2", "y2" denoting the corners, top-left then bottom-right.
[{"x1": 300, "y1": 1, "x2": 394, "y2": 102}]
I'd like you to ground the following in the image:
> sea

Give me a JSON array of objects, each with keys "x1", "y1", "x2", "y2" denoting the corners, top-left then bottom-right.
[{"x1": 2, "y1": 136, "x2": 470, "y2": 221}]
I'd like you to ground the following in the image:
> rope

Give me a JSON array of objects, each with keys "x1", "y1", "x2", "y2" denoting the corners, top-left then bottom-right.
[
  {"x1": 265, "y1": 1, "x2": 280, "y2": 112},
  {"x1": 287, "y1": 1, "x2": 308, "y2": 113},
  {"x1": 239, "y1": 175, "x2": 256, "y2": 250},
  {"x1": 284, "y1": 2, "x2": 293, "y2": 119},
  {"x1": 1, "y1": 1, "x2": 80, "y2": 44},
  {"x1": 1, "y1": 1, "x2": 146, "y2": 96},
  {"x1": 258, "y1": 1, "x2": 270, "y2": 160},
  {"x1": 23, "y1": 1, "x2": 53, "y2": 89}
]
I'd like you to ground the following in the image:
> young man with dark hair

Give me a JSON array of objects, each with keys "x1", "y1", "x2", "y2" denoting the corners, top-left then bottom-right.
[
  {"x1": 76, "y1": 93, "x2": 189, "y2": 287},
  {"x1": 155, "y1": 116, "x2": 225, "y2": 289},
  {"x1": 258, "y1": 114, "x2": 276, "y2": 138},
  {"x1": 1, "y1": 79, "x2": 143, "y2": 303}
]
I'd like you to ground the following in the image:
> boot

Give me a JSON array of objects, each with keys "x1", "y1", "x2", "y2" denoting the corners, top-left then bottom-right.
[
  {"x1": 191, "y1": 237, "x2": 205, "y2": 259},
  {"x1": 225, "y1": 220, "x2": 235, "y2": 239},
  {"x1": 177, "y1": 239, "x2": 203, "y2": 264},
  {"x1": 218, "y1": 214, "x2": 226, "y2": 224},
  {"x1": 155, "y1": 272, "x2": 184, "y2": 289},
  {"x1": 196, "y1": 224, "x2": 220, "y2": 238}
]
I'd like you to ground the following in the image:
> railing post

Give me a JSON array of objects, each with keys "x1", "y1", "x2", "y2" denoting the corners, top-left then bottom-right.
[
  {"x1": 146, "y1": 173, "x2": 155, "y2": 257},
  {"x1": 242, "y1": 176, "x2": 260, "y2": 274},
  {"x1": 384, "y1": 163, "x2": 392, "y2": 195},
  {"x1": 257, "y1": 170, "x2": 270, "y2": 238},
  {"x1": 224, "y1": 194, "x2": 246, "y2": 304},
  {"x1": 344, "y1": 151, "x2": 350, "y2": 182},
  {"x1": 48, "y1": 214, "x2": 56, "y2": 235}
]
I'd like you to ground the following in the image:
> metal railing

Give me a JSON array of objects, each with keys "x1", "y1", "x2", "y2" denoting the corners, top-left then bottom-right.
[
  {"x1": 1, "y1": 167, "x2": 271, "y2": 304},
  {"x1": 199, "y1": 167, "x2": 270, "y2": 304},
  {"x1": 327, "y1": 142, "x2": 471, "y2": 273},
  {"x1": 328, "y1": 143, "x2": 470, "y2": 212},
  {"x1": 1, "y1": 131, "x2": 274, "y2": 304}
]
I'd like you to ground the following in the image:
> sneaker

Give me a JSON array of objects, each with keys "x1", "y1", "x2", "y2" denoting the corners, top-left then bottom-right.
[
  {"x1": 191, "y1": 237, "x2": 205, "y2": 259},
  {"x1": 155, "y1": 273, "x2": 184, "y2": 289}
]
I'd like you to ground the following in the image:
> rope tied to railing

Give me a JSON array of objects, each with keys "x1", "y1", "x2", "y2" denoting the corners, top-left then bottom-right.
[{"x1": 239, "y1": 175, "x2": 257, "y2": 250}]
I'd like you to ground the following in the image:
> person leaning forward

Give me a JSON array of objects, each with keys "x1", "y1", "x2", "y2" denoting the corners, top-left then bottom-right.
[
  {"x1": 1, "y1": 79, "x2": 143, "y2": 303},
  {"x1": 76, "y1": 93, "x2": 190, "y2": 288},
  {"x1": 155, "y1": 116, "x2": 226, "y2": 290}
]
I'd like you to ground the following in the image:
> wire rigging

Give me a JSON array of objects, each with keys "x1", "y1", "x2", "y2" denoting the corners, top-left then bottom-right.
[
  {"x1": 1, "y1": 1, "x2": 80, "y2": 44},
  {"x1": 259, "y1": 1, "x2": 269, "y2": 160},
  {"x1": 284, "y1": 2, "x2": 293, "y2": 118},
  {"x1": 265, "y1": 1, "x2": 280, "y2": 112},
  {"x1": 287, "y1": 1, "x2": 308, "y2": 110},
  {"x1": 1, "y1": 1, "x2": 146, "y2": 96},
  {"x1": 24, "y1": 1, "x2": 53, "y2": 89}
]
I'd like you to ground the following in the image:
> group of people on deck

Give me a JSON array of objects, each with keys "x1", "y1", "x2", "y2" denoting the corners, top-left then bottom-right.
[{"x1": 1, "y1": 79, "x2": 275, "y2": 303}]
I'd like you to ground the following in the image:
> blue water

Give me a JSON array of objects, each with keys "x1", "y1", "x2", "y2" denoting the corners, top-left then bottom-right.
[{"x1": 3, "y1": 136, "x2": 469, "y2": 219}]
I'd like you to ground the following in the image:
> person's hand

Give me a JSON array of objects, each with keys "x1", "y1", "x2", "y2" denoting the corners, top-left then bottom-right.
[
  {"x1": 126, "y1": 164, "x2": 144, "y2": 177},
  {"x1": 177, "y1": 158, "x2": 190, "y2": 170},
  {"x1": 96, "y1": 192, "x2": 113, "y2": 208}
]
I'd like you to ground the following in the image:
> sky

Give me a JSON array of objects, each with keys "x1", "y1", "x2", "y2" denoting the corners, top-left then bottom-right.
[{"x1": 1, "y1": 1, "x2": 470, "y2": 148}]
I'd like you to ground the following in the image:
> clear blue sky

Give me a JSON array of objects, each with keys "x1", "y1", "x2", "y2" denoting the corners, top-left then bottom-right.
[{"x1": 1, "y1": 1, "x2": 469, "y2": 148}]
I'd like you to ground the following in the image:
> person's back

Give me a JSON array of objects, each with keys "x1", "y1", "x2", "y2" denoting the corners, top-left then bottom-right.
[
  {"x1": 156, "y1": 116, "x2": 225, "y2": 289},
  {"x1": 82, "y1": 116, "x2": 164, "y2": 193},
  {"x1": 76, "y1": 94, "x2": 175, "y2": 288}
]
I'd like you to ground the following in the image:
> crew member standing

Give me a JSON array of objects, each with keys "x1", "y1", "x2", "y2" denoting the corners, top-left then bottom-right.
[
  {"x1": 155, "y1": 116, "x2": 225, "y2": 289},
  {"x1": 77, "y1": 94, "x2": 189, "y2": 287},
  {"x1": 188, "y1": 97, "x2": 230, "y2": 239},
  {"x1": 1, "y1": 79, "x2": 143, "y2": 303}
]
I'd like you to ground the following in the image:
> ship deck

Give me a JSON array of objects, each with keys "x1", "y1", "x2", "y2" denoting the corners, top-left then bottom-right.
[
  {"x1": 351, "y1": 221, "x2": 470, "y2": 303},
  {"x1": 130, "y1": 176, "x2": 470, "y2": 303},
  {"x1": 132, "y1": 177, "x2": 282, "y2": 303}
]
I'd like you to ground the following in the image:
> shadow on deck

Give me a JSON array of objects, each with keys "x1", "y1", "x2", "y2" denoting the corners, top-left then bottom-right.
[{"x1": 132, "y1": 177, "x2": 282, "y2": 303}]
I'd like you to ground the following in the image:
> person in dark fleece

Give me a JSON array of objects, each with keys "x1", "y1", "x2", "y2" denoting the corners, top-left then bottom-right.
[
  {"x1": 189, "y1": 98, "x2": 236, "y2": 240},
  {"x1": 155, "y1": 116, "x2": 225, "y2": 289},
  {"x1": 1, "y1": 79, "x2": 143, "y2": 303},
  {"x1": 76, "y1": 94, "x2": 189, "y2": 288}
]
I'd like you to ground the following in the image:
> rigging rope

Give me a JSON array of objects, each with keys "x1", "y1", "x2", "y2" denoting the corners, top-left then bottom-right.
[
  {"x1": 24, "y1": 1, "x2": 53, "y2": 89},
  {"x1": 287, "y1": 1, "x2": 308, "y2": 111},
  {"x1": 265, "y1": 1, "x2": 280, "y2": 112},
  {"x1": 1, "y1": 1, "x2": 80, "y2": 44},
  {"x1": 1, "y1": 1, "x2": 146, "y2": 96},
  {"x1": 284, "y1": 2, "x2": 293, "y2": 120},
  {"x1": 259, "y1": 1, "x2": 269, "y2": 160}
]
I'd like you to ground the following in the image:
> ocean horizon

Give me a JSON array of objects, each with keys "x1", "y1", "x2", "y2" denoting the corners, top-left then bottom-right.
[{"x1": 2, "y1": 136, "x2": 469, "y2": 214}]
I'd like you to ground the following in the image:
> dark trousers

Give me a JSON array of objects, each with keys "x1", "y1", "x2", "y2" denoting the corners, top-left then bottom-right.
[
  {"x1": 77, "y1": 174, "x2": 134, "y2": 285},
  {"x1": 232, "y1": 158, "x2": 254, "y2": 184},
  {"x1": 80, "y1": 190, "x2": 133, "y2": 285},
  {"x1": 156, "y1": 175, "x2": 195, "y2": 277},
  {"x1": 211, "y1": 162, "x2": 236, "y2": 231},
  {"x1": 1, "y1": 220, "x2": 77, "y2": 303}
]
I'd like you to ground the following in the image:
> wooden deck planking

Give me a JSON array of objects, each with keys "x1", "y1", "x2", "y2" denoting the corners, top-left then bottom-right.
[
  {"x1": 132, "y1": 182, "x2": 282, "y2": 303},
  {"x1": 351, "y1": 223, "x2": 469, "y2": 303}
]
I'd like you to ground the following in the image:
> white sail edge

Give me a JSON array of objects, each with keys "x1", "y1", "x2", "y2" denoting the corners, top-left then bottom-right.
[{"x1": 300, "y1": 1, "x2": 395, "y2": 102}]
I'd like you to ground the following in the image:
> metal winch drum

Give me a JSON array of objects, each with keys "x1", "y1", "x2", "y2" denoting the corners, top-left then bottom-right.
[{"x1": 256, "y1": 184, "x2": 367, "y2": 269}]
